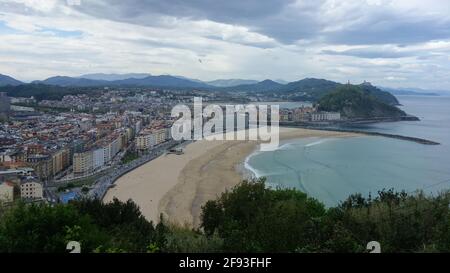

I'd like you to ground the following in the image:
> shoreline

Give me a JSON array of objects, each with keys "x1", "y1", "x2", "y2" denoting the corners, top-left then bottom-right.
[{"x1": 103, "y1": 127, "x2": 359, "y2": 227}]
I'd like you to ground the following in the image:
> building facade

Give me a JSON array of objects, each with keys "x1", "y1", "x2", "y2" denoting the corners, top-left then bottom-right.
[{"x1": 20, "y1": 181, "x2": 43, "y2": 200}]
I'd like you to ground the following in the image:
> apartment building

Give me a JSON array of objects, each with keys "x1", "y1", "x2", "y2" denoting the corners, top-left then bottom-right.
[
  {"x1": 73, "y1": 132, "x2": 125, "y2": 175},
  {"x1": 73, "y1": 151, "x2": 93, "y2": 175},
  {"x1": 311, "y1": 112, "x2": 341, "y2": 122},
  {"x1": 0, "y1": 181, "x2": 14, "y2": 203},
  {"x1": 153, "y1": 128, "x2": 167, "y2": 145},
  {"x1": 51, "y1": 148, "x2": 70, "y2": 176},
  {"x1": 20, "y1": 181, "x2": 43, "y2": 200},
  {"x1": 136, "y1": 134, "x2": 156, "y2": 150},
  {"x1": 93, "y1": 148, "x2": 105, "y2": 170}
]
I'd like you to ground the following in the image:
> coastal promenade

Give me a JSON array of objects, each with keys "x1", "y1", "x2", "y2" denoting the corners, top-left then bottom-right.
[{"x1": 88, "y1": 140, "x2": 184, "y2": 200}]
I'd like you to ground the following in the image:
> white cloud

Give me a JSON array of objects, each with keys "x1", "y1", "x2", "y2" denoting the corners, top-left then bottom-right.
[{"x1": 0, "y1": 0, "x2": 449, "y2": 89}]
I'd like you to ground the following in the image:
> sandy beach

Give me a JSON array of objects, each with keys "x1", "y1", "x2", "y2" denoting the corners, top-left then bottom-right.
[{"x1": 103, "y1": 128, "x2": 359, "y2": 227}]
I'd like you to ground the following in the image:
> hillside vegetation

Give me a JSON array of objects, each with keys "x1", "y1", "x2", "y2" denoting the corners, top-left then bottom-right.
[
  {"x1": 318, "y1": 85, "x2": 406, "y2": 119},
  {"x1": 1, "y1": 179, "x2": 449, "y2": 253}
]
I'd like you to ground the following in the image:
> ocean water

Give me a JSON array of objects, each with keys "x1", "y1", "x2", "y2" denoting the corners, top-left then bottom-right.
[{"x1": 245, "y1": 96, "x2": 450, "y2": 206}]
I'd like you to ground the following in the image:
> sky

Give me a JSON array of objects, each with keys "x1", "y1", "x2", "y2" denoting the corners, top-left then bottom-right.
[{"x1": 1, "y1": 0, "x2": 450, "y2": 90}]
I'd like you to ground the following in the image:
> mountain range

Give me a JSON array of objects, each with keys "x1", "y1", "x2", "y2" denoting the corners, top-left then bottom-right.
[
  {"x1": 32, "y1": 75, "x2": 209, "y2": 88},
  {"x1": 0, "y1": 73, "x2": 413, "y2": 105},
  {"x1": 0, "y1": 74, "x2": 23, "y2": 86},
  {"x1": 79, "y1": 73, "x2": 152, "y2": 81},
  {"x1": 206, "y1": 79, "x2": 259, "y2": 87},
  {"x1": 380, "y1": 86, "x2": 441, "y2": 96}
]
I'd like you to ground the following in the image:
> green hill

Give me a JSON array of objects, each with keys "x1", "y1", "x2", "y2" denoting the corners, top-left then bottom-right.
[{"x1": 318, "y1": 85, "x2": 406, "y2": 119}]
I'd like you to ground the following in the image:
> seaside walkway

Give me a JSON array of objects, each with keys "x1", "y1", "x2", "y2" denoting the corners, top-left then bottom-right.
[{"x1": 87, "y1": 140, "x2": 185, "y2": 200}]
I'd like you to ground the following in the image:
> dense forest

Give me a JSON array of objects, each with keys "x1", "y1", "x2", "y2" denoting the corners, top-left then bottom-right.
[
  {"x1": 0, "y1": 179, "x2": 449, "y2": 253},
  {"x1": 0, "y1": 84, "x2": 99, "y2": 101},
  {"x1": 318, "y1": 85, "x2": 406, "y2": 119}
]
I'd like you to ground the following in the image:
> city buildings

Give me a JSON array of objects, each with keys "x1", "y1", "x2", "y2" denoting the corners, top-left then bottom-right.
[
  {"x1": 0, "y1": 168, "x2": 44, "y2": 203},
  {"x1": 20, "y1": 180, "x2": 43, "y2": 200},
  {"x1": 280, "y1": 106, "x2": 341, "y2": 123},
  {"x1": 0, "y1": 92, "x2": 11, "y2": 120},
  {"x1": 311, "y1": 112, "x2": 341, "y2": 122},
  {"x1": 136, "y1": 127, "x2": 171, "y2": 152},
  {"x1": 0, "y1": 181, "x2": 14, "y2": 203}
]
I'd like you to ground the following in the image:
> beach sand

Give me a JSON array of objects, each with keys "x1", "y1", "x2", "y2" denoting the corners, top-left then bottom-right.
[{"x1": 103, "y1": 127, "x2": 359, "y2": 227}]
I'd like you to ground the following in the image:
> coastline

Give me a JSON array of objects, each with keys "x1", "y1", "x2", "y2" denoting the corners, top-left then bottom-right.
[{"x1": 103, "y1": 127, "x2": 359, "y2": 227}]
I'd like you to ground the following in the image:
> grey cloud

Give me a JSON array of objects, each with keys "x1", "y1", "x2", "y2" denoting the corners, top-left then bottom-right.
[
  {"x1": 322, "y1": 48, "x2": 415, "y2": 59},
  {"x1": 203, "y1": 35, "x2": 276, "y2": 49},
  {"x1": 72, "y1": 0, "x2": 321, "y2": 43},
  {"x1": 72, "y1": 0, "x2": 450, "y2": 46},
  {"x1": 325, "y1": 17, "x2": 450, "y2": 45}
]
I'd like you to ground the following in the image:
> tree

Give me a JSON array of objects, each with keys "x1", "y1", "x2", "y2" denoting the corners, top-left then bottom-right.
[
  {"x1": 201, "y1": 179, "x2": 326, "y2": 252},
  {"x1": 0, "y1": 202, "x2": 105, "y2": 253}
]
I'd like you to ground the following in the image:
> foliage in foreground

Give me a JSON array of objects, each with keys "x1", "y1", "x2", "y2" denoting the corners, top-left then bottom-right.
[
  {"x1": 202, "y1": 180, "x2": 450, "y2": 253},
  {"x1": 0, "y1": 179, "x2": 449, "y2": 253}
]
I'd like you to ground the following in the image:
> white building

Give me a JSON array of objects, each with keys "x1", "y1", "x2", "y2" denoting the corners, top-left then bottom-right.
[
  {"x1": 165, "y1": 127, "x2": 172, "y2": 141},
  {"x1": 135, "y1": 120, "x2": 142, "y2": 134},
  {"x1": 103, "y1": 145, "x2": 112, "y2": 164},
  {"x1": 136, "y1": 134, "x2": 156, "y2": 150},
  {"x1": 109, "y1": 136, "x2": 122, "y2": 159},
  {"x1": 93, "y1": 148, "x2": 105, "y2": 170},
  {"x1": 20, "y1": 181, "x2": 43, "y2": 200},
  {"x1": 311, "y1": 112, "x2": 341, "y2": 122},
  {"x1": 0, "y1": 181, "x2": 15, "y2": 203},
  {"x1": 153, "y1": 128, "x2": 167, "y2": 145}
]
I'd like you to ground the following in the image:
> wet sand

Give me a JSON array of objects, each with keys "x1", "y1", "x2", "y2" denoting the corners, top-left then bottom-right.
[{"x1": 103, "y1": 127, "x2": 359, "y2": 226}]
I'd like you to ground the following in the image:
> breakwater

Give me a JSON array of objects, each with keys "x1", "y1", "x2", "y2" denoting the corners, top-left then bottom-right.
[{"x1": 281, "y1": 124, "x2": 440, "y2": 145}]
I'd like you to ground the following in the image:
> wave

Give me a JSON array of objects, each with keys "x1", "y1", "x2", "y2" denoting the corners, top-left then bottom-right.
[
  {"x1": 244, "y1": 151, "x2": 263, "y2": 179},
  {"x1": 304, "y1": 138, "x2": 332, "y2": 148}
]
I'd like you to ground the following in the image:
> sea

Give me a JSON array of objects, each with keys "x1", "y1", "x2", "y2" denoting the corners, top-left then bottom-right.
[{"x1": 245, "y1": 96, "x2": 450, "y2": 206}]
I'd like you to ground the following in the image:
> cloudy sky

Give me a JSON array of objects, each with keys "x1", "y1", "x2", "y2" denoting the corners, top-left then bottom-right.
[{"x1": 1, "y1": 0, "x2": 450, "y2": 89}]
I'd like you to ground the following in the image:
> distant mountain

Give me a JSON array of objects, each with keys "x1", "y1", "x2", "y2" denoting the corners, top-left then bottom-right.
[
  {"x1": 34, "y1": 75, "x2": 211, "y2": 88},
  {"x1": 34, "y1": 76, "x2": 110, "y2": 87},
  {"x1": 278, "y1": 78, "x2": 340, "y2": 98},
  {"x1": 12, "y1": 74, "x2": 405, "y2": 106},
  {"x1": 0, "y1": 84, "x2": 88, "y2": 101},
  {"x1": 114, "y1": 75, "x2": 210, "y2": 88},
  {"x1": 225, "y1": 79, "x2": 284, "y2": 92},
  {"x1": 318, "y1": 85, "x2": 406, "y2": 119},
  {"x1": 0, "y1": 74, "x2": 22, "y2": 86},
  {"x1": 359, "y1": 82, "x2": 400, "y2": 105},
  {"x1": 79, "y1": 73, "x2": 151, "y2": 81},
  {"x1": 171, "y1": 75, "x2": 204, "y2": 84},
  {"x1": 266, "y1": 78, "x2": 399, "y2": 105},
  {"x1": 274, "y1": 79, "x2": 289, "y2": 84},
  {"x1": 207, "y1": 79, "x2": 259, "y2": 87},
  {"x1": 381, "y1": 87, "x2": 440, "y2": 96}
]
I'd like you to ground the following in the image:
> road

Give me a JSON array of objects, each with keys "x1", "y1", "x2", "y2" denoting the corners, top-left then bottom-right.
[{"x1": 87, "y1": 140, "x2": 185, "y2": 200}]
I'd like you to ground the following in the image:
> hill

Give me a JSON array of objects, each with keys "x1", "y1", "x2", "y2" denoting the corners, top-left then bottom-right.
[
  {"x1": 217, "y1": 78, "x2": 399, "y2": 105},
  {"x1": 0, "y1": 84, "x2": 94, "y2": 101},
  {"x1": 79, "y1": 73, "x2": 151, "y2": 81},
  {"x1": 34, "y1": 75, "x2": 211, "y2": 88},
  {"x1": 207, "y1": 79, "x2": 259, "y2": 87},
  {"x1": 223, "y1": 79, "x2": 284, "y2": 92},
  {"x1": 114, "y1": 75, "x2": 209, "y2": 88},
  {"x1": 0, "y1": 74, "x2": 23, "y2": 86},
  {"x1": 381, "y1": 86, "x2": 440, "y2": 96},
  {"x1": 277, "y1": 78, "x2": 340, "y2": 100},
  {"x1": 318, "y1": 85, "x2": 406, "y2": 119},
  {"x1": 5, "y1": 73, "x2": 403, "y2": 106},
  {"x1": 33, "y1": 76, "x2": 111, "y2": 87},
  {"x1": 359, "y1": 82, "x2": 400, "y2": 105}
]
